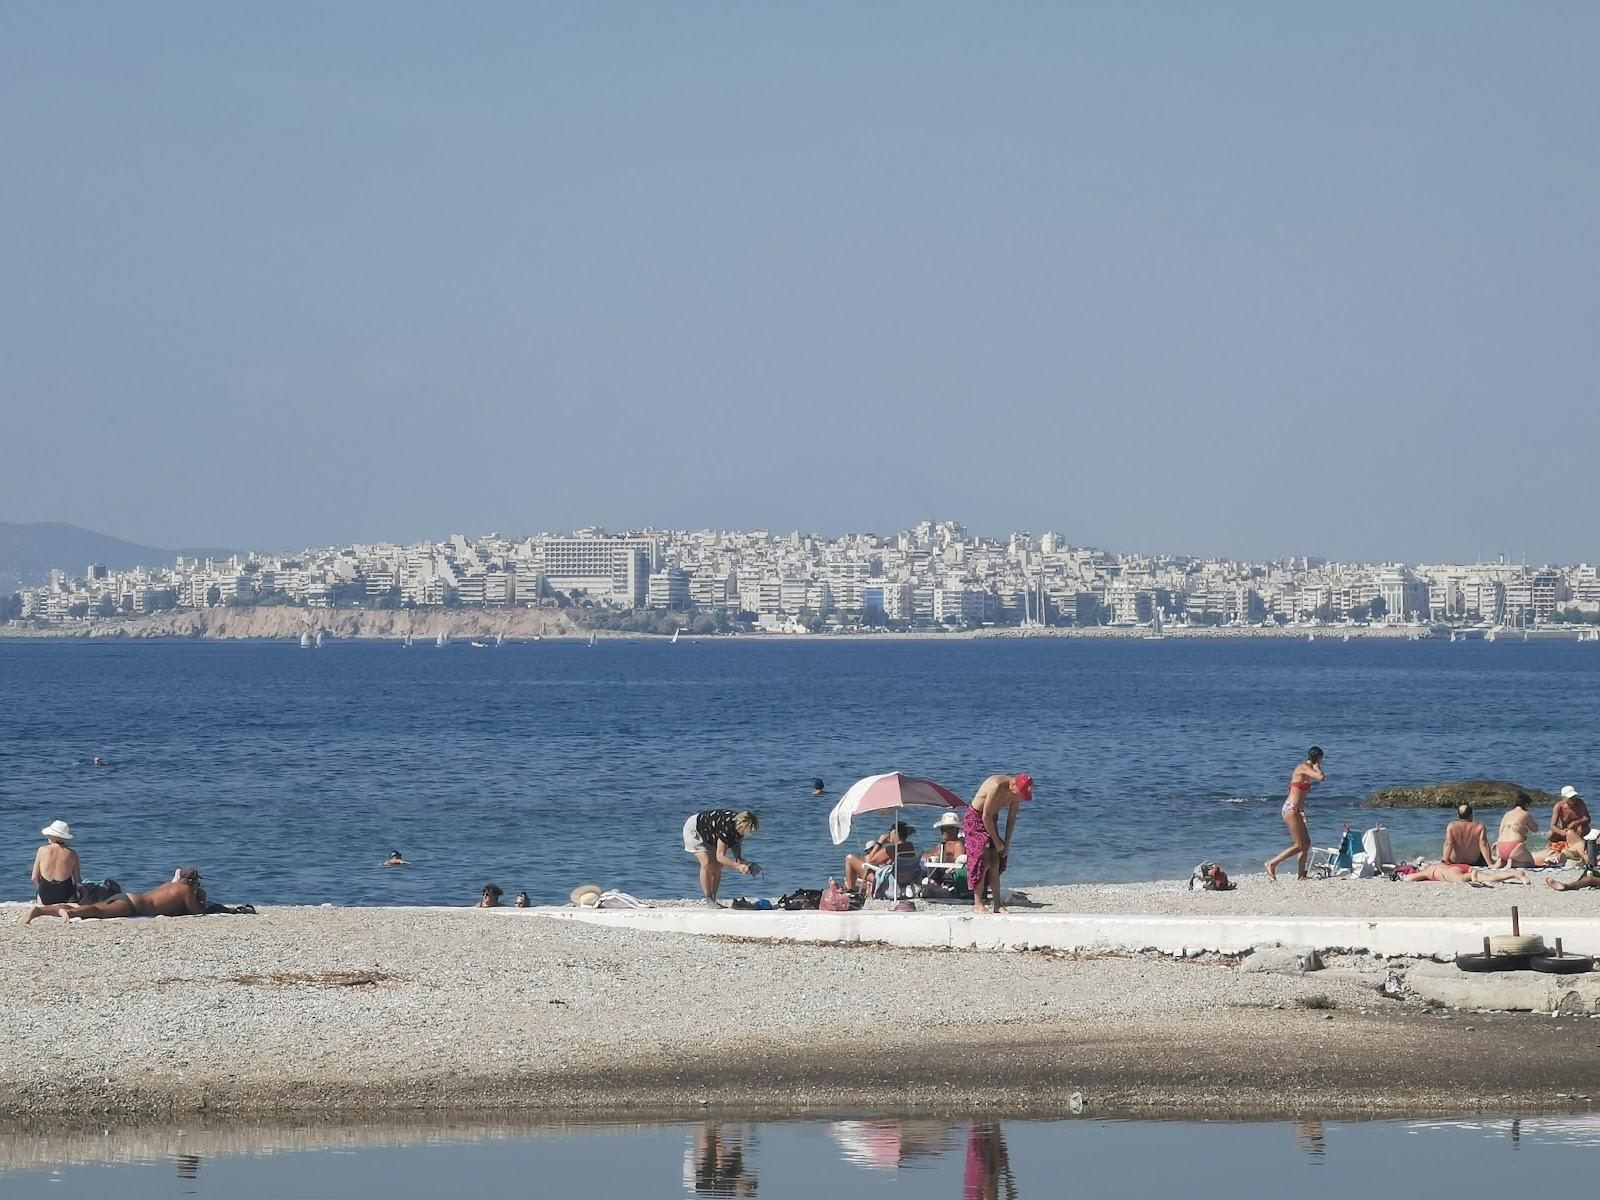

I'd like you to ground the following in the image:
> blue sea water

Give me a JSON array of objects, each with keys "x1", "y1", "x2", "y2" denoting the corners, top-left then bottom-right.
[{"x1": 3, "y1": 637, "x2": 1596, "y2": 907}]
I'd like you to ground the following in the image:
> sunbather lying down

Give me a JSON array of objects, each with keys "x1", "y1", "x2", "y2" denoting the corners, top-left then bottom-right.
[
  {"x1": 21, "y1": 868, "x2": 207, "y2": 925},
  {"x1": 1405, "y1": 862, "x2": 1530, "y2": 885}
]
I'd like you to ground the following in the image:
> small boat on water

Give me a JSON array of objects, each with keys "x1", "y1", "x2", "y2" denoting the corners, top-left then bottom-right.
[
  {"x1": 470, "y1": 640, "x2": 488, "y2": 649},
  {"x1": 1306, "y1": 632, "x2": 1315, "y2": 642}
]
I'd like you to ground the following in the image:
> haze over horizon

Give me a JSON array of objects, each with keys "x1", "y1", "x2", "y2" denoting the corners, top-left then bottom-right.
[{"x1": 3, "y1": 4, "x2": 1597, "y2": 563}]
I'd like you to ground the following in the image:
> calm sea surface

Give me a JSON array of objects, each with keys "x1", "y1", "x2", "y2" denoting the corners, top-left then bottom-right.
[
  {"x1": 4, "y1": 638, "x2": 1596, "y2": 907},
  {"x1": 4, "y1": 1115, "x2": 1597, "y2": 1198}
]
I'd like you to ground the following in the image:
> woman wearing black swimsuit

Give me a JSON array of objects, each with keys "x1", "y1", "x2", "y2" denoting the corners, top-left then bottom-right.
[{"x1": 31, "y1": 820, "x2": 80, "y2": 905}]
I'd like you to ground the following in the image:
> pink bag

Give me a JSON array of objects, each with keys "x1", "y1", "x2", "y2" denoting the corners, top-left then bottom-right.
[{"x1": 819, "y1": 878, "x2": 852, "y2": 911}]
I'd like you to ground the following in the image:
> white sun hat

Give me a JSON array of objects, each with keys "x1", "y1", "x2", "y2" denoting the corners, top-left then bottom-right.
[
  {"x1": 41, "y1": 820, "x2": 73, "y2": 842},
  {"x1": 934, "y1": 810, "x2": 962, "y2": 830},
  {"x1": 569, "y1": 884, "x2": 602, "y2": 907},
  {"x1": 1561, "y1": 785, "x2": 1581, "y2": 799}
]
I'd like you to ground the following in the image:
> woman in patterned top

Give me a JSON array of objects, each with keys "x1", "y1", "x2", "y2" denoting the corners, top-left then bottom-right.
[{"x1": 682, "y1": 809, "x2": 760, "y2": 908}]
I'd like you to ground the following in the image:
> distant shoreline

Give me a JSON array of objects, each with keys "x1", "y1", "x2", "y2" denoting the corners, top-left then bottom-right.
[{"x1": 2, "y1": 615, "x2": 1587, "y2": 642}]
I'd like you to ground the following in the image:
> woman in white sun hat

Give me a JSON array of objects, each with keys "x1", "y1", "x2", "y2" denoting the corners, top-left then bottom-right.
[{"x1": 31, "y1": 821, "x2": 80, "y2": 906}]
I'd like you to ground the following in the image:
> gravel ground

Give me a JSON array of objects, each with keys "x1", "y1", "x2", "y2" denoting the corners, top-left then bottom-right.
[
  {"x1": 5, "y1": 899, "x2": 1600, "y2": 1120},
  {"x1": 1014, "y1": 871, "x2": 1600, "y2": 919}
]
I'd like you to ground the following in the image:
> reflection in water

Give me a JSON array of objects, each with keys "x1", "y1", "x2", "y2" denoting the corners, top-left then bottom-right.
[
  {"x1": 175, "y1": 1153, "x2": 201, "y2": 1179},
  {"x1": 1295, "y1": 1121, "x2": 1327, "y2": 1160},
  {"x1": 684, "y1": 1123, "x2": 759, "y2": 1197},
  {"x1": 962, "y1": 1123, "x2": 1017, "y2": 1200},
  {"x1": 830, "y1": 1120, "x2": 956, "y2": 1170}
]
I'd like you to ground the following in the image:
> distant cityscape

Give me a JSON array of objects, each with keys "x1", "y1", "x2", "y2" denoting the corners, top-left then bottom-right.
[{"x1": 5, "y1": 521, "x2": 1599, "y2": 632}]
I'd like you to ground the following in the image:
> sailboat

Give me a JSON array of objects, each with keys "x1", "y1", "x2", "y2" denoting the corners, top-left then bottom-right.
[
  {"x1": 402, "y1": 633, "x2": 413, "y2": 648},
  {"x1": 588, "y1": 632, "x2": 597, "y2": 648},
  {"x1": 495, "y1": 632, "x2": 505, "y2": 647},
  {"x1": 314, "y1": 630, "x2": 324, "y2": 649},
  {"x1": 299, "y1": 631, "x2": 312, "y2": 648},
  {"x1": 435, "y1": 632, "x2": 447, "y2": 648},
  {"x1": 671, "y1": 627, "x2": 681, "y2": 645},
  {"x1": 1342, "y1": 632, "x2": 1350, "y2": 642},
  {"x1": 1306, "y1": 631, "x2": 1315, "y2": 642},
  {"x1": 1145, "y1": 609, "x2": 1165, "y2": 640}
]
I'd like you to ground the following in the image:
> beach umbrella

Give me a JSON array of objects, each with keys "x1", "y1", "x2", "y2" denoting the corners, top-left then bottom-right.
[{"x1": 828, "y1": 772, "x2": 966, "y2": 901}]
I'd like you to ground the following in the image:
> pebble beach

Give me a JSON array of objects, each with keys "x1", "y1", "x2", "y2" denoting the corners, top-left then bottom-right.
[{"x1": 5, "y1": 875, "x2": 1599, "y2": 1121}]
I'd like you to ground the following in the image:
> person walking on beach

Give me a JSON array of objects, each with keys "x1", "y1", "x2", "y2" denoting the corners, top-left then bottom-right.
[
  {"x1": 1266, "y1": 747, "x2": 1323, "y2": 881},
  {"x1": 964, "y1": 774, "x2": 1030, "y2": 914},
  {"x1": 22, "y1": 867, "x2": 206, "y2": 925},
  {"x1": 30, "y1": 821, "x2": 80, "y2": 906},
  {"x1": 682, "y1": 809, "x2": 760, "y2": 908}
]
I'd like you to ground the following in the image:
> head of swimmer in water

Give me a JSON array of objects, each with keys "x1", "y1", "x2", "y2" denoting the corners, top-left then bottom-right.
[{"x1": 1307, "y1": 746, "x2": 1324, "y2": 767}]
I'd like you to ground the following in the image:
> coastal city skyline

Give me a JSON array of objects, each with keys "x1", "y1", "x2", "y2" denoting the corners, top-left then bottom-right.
[{"x1": 9, "y1": 518, "x2": 1600, "y2": 631}]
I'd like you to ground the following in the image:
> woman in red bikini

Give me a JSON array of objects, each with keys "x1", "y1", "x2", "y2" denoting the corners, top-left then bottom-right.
[{"x1": 1266, "y1": 746, "x2": 1323, "y2": 881}]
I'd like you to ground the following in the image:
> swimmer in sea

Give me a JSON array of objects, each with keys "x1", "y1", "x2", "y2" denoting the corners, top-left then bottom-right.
[
  {"x1": 812, "y1": 778, "x2": 827, "y2": 796},
  {"x1": 1266, "y1": 746, "x2": 1324, "y2": 881},
  {"x1": 383, "y1": 850, "x2": 409, "y2": 866},
  {"x1": 515, "y1": 891, "x2": 530, "y2": 908}
]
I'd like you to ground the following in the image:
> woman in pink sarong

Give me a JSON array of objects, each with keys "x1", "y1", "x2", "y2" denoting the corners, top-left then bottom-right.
[{"x1": 963, "y1": 773, "x2": 1032, "y2": 914}]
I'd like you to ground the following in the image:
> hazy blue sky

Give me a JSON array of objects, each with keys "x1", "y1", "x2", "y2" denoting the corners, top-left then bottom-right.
[{"x1": 2, "y1": 3, "x2": 1596, "y2": 561}]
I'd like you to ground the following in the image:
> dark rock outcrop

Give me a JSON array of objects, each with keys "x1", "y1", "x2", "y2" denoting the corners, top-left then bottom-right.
[{"x1": 1363, "y1": 780, "x2": 1561, "y2": 810}]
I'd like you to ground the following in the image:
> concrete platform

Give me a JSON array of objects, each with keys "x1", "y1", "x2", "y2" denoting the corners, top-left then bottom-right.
[
  {"x1": 539, "y1": 905, "x2": 1600, "y2": 959},
  {"x1": 1405, "y1": 961, "x2": 1600, "y2": 1013}
]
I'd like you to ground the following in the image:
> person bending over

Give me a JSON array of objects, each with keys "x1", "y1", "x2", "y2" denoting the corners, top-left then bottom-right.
[
  {"x1": 682, "y1": 809, "x2": 760, "y2": 908},
  {"x1": 22, "y1": 867, "x2": 206, "y2": 925},
  {"x1": 965, "y1": 773, "x2": 1031, "y2": 913},
  {"x1": 1442, "y1": 804, "x2": 1493, "y2": 868}
]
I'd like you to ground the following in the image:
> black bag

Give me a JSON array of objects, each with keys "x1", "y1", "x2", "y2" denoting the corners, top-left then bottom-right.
[
  {"x1": 75, "y1": 878, "x2": 122, "y2": 904},
  {"x1": 777, "y1": 888, "x2": 823, "y2": 910}
]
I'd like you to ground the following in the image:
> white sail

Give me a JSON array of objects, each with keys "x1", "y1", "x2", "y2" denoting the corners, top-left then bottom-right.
[{"x1": 300, "y1": 632, "x2": 312, "y2": 648}]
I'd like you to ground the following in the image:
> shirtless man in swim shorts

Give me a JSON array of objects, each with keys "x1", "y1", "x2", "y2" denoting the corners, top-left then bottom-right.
[
  {"x1": 21, "y1": 867, "x2": 208, "y2": 925},
  {"x1": 965, "y1": 773, "x2": 1031, "y2": 914}
]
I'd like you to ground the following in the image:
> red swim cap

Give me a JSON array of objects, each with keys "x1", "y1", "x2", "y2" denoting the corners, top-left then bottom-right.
[{"x1": 1013, "y1": 773, "x2": 1033, "y2": 800}]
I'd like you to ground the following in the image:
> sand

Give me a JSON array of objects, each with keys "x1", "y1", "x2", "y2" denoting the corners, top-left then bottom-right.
[{"x1": 4, "y1": 883, "x2": 1600, "y2": 1121}]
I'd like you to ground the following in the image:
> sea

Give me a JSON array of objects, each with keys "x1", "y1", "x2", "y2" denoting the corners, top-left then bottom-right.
[
  {"x1": 4, "y1": 637, "x2": 1596, "y2": 908},
  {"x1": 4, "y1": 1114, "x2": 1597, "y2": 1198}
]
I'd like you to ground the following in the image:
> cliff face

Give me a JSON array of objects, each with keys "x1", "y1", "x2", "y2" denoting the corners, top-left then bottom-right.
[
  {"x1": 1363, "y1": 780, "x2": 1562, "y2": 810},
  {"x1": 4, "y1": 608, "x2": 582, "y2": 640}
]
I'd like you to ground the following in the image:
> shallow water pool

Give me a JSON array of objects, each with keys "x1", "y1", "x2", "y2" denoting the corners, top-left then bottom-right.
[{"x1": 3, "y1": 1112, "x2": 1596, "y2": 1198}]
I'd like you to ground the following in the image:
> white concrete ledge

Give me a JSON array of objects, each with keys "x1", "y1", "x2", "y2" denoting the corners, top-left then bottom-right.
[
  {"x1": 539, "y1": 906, "x2": 1600, "y2": 959},
  {"x1": 1405, "y1": 961, "x2": 1600, "y2": 1013}
]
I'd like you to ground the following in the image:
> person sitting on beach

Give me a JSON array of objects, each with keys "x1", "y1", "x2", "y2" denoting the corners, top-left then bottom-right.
[
  {"x1": 922, "y1": 811, "x2": 966, "y2": 864},
  {"x1": 682, "y1": 809, "x2": 760, "y2": 909},
  {"x1": 1402, "y1": 861, "x2": 1531, "y2": 885},
  {"x1": 1550, "y1": 786, "x2": 1592, "y2": 847},
  {"x1": 1442, "y1": 804, "x2": 1493, "y2": 868},
  {"x1": 965, "y1": 773, "x2": 1031, "y2": 914},
  {"x1": 383, "y1": 850, "x2": 409, "y2": 866},
  {"x1": 31, "y1": 821, "x2": 80, "y2": 906},
  {"x1": 844, "y1": 821, "x2": 914, "y2": 893},
  {"x1": 22, "y1": 867, "x2": 207, "y2": 925},
  {"x1": 1546, "y1": 829, "x2": 1600, "y2": 892},
  {"x1": 1493, "y1": 795, "x2": 1542, "y2": 867},
  {"x1": 477, "y1": 884, "x2": 504, "y2": 908}
]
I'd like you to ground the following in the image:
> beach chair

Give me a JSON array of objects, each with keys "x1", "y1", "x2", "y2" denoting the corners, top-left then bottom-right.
[
  {"x1": 872, "y1": 845, "x2": 926, "y2": 899},
  {"x1": 1309, "y1": 825, "x2": 1356, "y2": 878},
  {"x1": 1361, "y1": 825, "x2": 1399, "y2": 877}
]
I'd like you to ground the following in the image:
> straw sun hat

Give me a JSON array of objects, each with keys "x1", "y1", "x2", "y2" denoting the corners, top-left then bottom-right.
[
  {"x1": 569, "y1": 884, "x2": 603, "y2": 908},
  {"x1": 41, "y1": 820, "x2": 73, "y2": 842}
]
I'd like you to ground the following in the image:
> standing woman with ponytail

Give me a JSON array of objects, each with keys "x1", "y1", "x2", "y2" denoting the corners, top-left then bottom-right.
[{"x1": 1267, "y1": 746, "x2": 1324, "y2": 881}]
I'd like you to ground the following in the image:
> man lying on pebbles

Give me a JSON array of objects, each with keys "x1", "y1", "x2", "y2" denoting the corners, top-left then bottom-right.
[{"x1": 21, "y1": 867, "x2": 207, "y2": 925}]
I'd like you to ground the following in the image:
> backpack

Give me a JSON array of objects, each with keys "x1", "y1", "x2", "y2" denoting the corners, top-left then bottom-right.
[
  {"x1": 777, "y1": 888, "x2": 823, "y2": 911},
  {"x1": 1189, "y1": 862, "x2": 1234, "y2": 891},
  {"x1": 75, "y1": 878, "x2": 122, "y2": 905}
]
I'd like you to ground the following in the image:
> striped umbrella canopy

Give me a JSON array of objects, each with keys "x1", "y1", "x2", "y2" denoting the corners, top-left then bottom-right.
[{"x1": 827, "y1": 772, "x2": 966, "y2": 846}]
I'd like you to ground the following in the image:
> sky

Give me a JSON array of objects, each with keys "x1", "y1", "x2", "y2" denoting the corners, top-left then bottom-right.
[{"x1": 1, "y1": 3, "x2": 1597, "y2": 563}]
